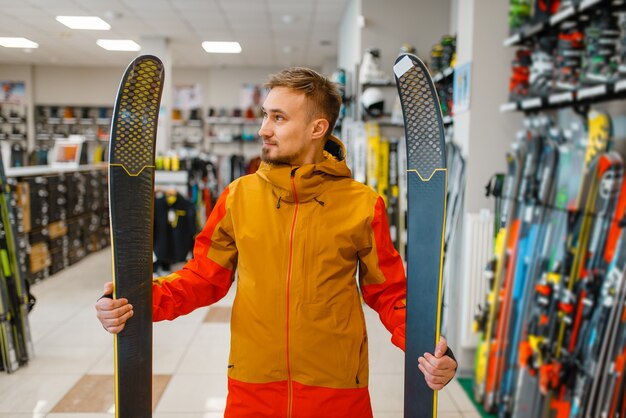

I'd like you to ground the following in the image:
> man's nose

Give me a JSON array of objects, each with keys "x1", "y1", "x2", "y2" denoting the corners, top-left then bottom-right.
[{"x1": 258, "y1": 118, "x2": 271, "y2": 138}]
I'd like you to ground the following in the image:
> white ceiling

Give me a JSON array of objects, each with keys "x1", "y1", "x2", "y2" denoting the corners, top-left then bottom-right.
[{"x1": 0, "y1": 0, "x2": 349, "y2": 68}]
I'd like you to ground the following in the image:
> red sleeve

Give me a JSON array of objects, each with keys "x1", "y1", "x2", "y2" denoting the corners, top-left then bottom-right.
[
  {"x1": 152, "y1": 185, "x2": 237, "y2": 321},
  {"x1": 358, "y1": 196, "x2": 407, "y2": 350}
]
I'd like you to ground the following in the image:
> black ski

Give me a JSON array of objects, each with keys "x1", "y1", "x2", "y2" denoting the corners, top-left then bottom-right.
[
  {"x1": 109, "y1": 55, "x2": 164, "y2": 418},
  {"x1": 394, "y1": 53, "x2": 447, "y2": 418}
]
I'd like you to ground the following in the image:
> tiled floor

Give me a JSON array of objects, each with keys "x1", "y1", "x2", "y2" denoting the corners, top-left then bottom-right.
[{"x1": 0, "y1": 248, "x2": 481, "y2": 417}]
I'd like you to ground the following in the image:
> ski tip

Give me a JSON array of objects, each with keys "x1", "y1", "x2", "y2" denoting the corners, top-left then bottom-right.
[
  {"x1": 393, "y1": 53, "x2": 428, "y2": 79},
  {"x1": 393, "y1": 55, "x2": 414, "y2": 79},
  {"x1": 134, "y1": 54, "x2": 163, "y2": 67}
]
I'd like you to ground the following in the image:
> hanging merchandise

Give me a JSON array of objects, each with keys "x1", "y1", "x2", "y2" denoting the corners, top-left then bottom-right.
[
  {"x1": 618, "y1": 12, "x2": 626, "y2": 75},
  {"x1": 580, "y1": 8, "x2": 620, "y2": 85},
  {"x1": 359, "y1": 48, "x2": 390, "y2": 85},
  {"x1": 553, "y1": 22, "x2": 584, "y2": 92},
  {"x1": 509, "y1": 0, "x2": 533, "y2": 31},
  {"x1": 532, "y1": 0, "x2": 560, "y2": 24},
  {"x1": 186, "y1": 156, "x2": 219, "y2": 227},
  {"x1": 509, "y1": 48, "x2": 532, "y2": 100},
  {"x1": 331, "y1": 68, "x2": 348, "y2": 135},
  {"x1": 529, "y1": 35, "x2": 557, "y2": 97},
  {"x1": 153, "y1": 190, "x2": 196, "y2": 274},
  {"x1": 361, "y1": 87, "x2": 385, "y2": 117}
]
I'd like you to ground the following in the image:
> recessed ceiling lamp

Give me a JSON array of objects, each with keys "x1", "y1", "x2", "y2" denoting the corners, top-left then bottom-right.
[
  {"x1": 202, "y1": 41, "x2": 242, "y2": 54},
  {"x1": 0, "y1": 37, "x2": 38, "y2": 48},
  {"x1": 281, "y1": 14, "x2": 295, "y2": 24},
  {"x1": 97, "y1": 39, "x2": 140, "y2": 51},
  {"x1": 56, "y1": 16, "x2": 111, "y2": 30}
]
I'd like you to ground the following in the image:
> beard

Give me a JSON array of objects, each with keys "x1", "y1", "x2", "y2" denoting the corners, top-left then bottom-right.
[{"x1": 261, "y1": 145, "x2": 300, "y2": 165}]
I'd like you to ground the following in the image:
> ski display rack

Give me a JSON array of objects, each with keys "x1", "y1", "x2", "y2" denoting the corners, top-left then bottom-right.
[
  {"x1": 503, "y1": 0, "x2": 620, "y2": 48},
  {"x1": 471, "y1": 2, "x2": 626, "y2": 416},
  {"x1": 500, "y1": 0, "x2": 626, "y2": 115},
  {"x1": 500, "y1": 80, "x2": 626, "y2": 113},
  {"x1": 359, "y1": 74, "x2": 454, "y2": 127},
  {"x1": 6, "y1": 165, "x2": 110, "y2": 285},
  {"x1": 0, "y1": 103, "x2": 27, "y2": 142},
  {"x1": 35, "y1": 105, "x2": 112, "y2": 142}
]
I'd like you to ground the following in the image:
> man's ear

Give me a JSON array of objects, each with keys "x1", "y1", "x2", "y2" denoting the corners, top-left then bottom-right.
[{"x1": 311, "y1": 118, "x2": 330, "y2": 140}]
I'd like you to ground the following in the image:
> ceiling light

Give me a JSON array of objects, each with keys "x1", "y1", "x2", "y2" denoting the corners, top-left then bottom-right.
[
  {"x1": 56, "y1": 16, "x2": 111, "y2": 30},
  {"x1": 202, "y1": 41, "x2": 242, "y2": 54},
  {"x1": 281, "y1": 14, "x2": 295, "y2": 24},
  {"x1": 97, "y1": 39, "x2": 140, "y2": 51},
  {"x1": 0, "y1": 37, "x2": 38, "y2": 48}
]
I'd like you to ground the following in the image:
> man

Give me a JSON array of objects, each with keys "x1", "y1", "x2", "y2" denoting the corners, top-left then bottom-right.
[{"x1": 96, "y1": 67, "x2": 457, "y2": 417}]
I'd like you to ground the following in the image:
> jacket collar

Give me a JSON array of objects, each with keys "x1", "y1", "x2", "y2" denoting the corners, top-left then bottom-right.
[{"x1": 256, "y1": 135, "x2": 352, "y2": 203}]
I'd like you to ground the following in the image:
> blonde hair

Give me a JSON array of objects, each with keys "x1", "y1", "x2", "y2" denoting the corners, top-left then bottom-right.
[{"x1": 265, "y1": 67, "x2": 341, "y2": 138}]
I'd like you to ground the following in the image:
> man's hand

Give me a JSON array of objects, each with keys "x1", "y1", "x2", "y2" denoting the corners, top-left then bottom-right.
[
  {"x1": 417, "y1": 336, "x2": 457, "y2": 390},
  {"x1": 95, "y1": 282, "x2": 134, "y2": 334}
]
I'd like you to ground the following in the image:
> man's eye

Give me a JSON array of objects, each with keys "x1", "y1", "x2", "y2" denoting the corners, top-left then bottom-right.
[{"x1": 275, "y1": 115, "x2": 284, "y2": 121}]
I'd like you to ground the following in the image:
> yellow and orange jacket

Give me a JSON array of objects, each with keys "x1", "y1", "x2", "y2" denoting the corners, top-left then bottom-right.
[{"x1": 153, "y1": 136, "x2": 407, "y2": 417}]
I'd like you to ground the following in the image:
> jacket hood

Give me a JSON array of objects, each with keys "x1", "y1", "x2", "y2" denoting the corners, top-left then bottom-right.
[{"x1": 256, "y1": 135, "x2": 352, "y2": 203}]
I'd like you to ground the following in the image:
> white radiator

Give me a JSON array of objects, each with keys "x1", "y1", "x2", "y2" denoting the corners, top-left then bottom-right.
[{"x1": 459, "y1": 209, "x2": 494, "y2": 349}]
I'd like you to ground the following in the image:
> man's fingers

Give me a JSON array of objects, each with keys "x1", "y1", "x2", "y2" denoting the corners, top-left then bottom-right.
[
  {"x1": 97, "y1": 298, "x2": 129, "y2": 311},
  {"x1": 418, "y1": 356, "x2": 451, "y2": 378},
  {"x1": 418, "y1": 364, "x2": 446, "y2": 390},
  {"x1": 99, "y1": 304, "x2": 133, "y2": 320},
  {"x1": 103, "y1": 282, "x2": 113, "y2": 294},
  {"x1": 103, "y1": 309, "x2": 134, "y2": 333},
  {"x1": 435, "y1": 336, "x2": 448, "y2": 357},
  {"x1": 423, "y1": 352, "x2": 456, "y2": 370}
]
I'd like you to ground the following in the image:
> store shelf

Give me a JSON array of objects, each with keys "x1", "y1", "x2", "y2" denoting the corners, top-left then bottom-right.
[
  {"x1": 206, "y1": 117, "x2": 262, "y2": 125},
  {"x1": 502, "y1": 0, "x2": 612, "y2": 47},
  {"x1": 206, "y1": 137, "x2": 260, "y2": 144},
  {"x1": 498, "y1": 80, "x2": 626, "y2": 113},
  {"x1": 6, "y1": 164, "x2": 106, "y2": 177},
  {"x1": 432, "y1": 67, "x2": 454, "y2": 83},
  {"x1": 36, "y1": 105, "x2": 112, "y2": 142},
  {"x1": 362, "y1": 81, "x2": 396, "y2": 89}
]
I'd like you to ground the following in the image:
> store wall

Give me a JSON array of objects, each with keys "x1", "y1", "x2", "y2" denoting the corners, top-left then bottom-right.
[
  {"x1": 338, "y1": 0, "x2": 361, "y2": 98},
  {"x1": 455, "y1": 0, "x2": 522, "y2": 213},
  {"x1": 361, "y1": 0, "x2": 452, "y2": 71},
  {"x1": 4, "y1": 64, "x2": 283, "y2": 110},
  {"x1": 205, "y1": 66, "x2": 283, "y2": 109},
  {"x1": 33, "y1": 66, "x2": 121, "y2": 106}
]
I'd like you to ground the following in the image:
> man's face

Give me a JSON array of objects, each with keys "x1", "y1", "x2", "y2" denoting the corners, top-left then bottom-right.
[{"x1": 258, "y1": 87, "x2": 316, "y2": 166}]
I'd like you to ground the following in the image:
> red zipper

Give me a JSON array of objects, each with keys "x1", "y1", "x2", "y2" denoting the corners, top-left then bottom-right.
[{"x1": 286, "y1": 168, "x2": 299, "y2": 418}]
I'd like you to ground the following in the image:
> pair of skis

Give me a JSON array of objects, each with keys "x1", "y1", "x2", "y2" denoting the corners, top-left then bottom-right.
[{"x1": 109, "y1": 54, "x2": 445, "y2": 418}]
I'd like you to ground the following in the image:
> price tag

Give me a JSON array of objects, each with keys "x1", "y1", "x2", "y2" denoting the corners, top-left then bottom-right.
[
  {"x1": 521, "y1": 98, "x2": 542, "y2": 109},
  {"x1": 500, "y1": 102, "x2": 518, "y2": 112},
  {"x1": 577, "y1": 85, "x2": 607, "y2": 99},
  {"x1": 548, "y1": 92, "x2": 574, "y2": 104}
]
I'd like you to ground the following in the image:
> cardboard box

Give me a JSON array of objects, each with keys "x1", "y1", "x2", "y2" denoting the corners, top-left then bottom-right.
[
  {"x1": 48, "y1": 220, "x2": 68, "y2": 240},
  {"x1": 16, "y1": 182, "x2": 31, "y2": 232},
  {"x1": 29, "y1": 242, "x2": 51, "y2": 273}
]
